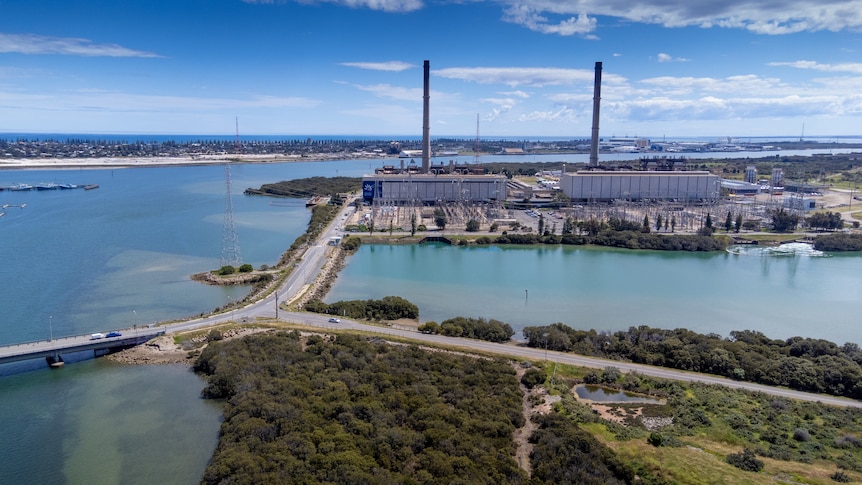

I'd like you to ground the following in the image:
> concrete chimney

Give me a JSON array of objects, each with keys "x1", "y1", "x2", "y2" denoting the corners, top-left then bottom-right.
[
  {"x1": 422, "y1": 60, "x2": 431, "y2": 174},
  {"x1": 589, "y1": 61, "x2": 602, "y2": 167}
]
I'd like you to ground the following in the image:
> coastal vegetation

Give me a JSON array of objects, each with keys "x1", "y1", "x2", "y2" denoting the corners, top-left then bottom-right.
[
  {"x1": 418, "y1": 317, "x2": 515, "y2": 342},
  {"x1": 551, "y1": 365, "x2": 862, "y2": 482},
  {"x1": 192, "y1": 331, "x2": 862, "y2": 483},
  {"x1": 814, "y1": 233, "x2": 862, "y2": 251},
  {"x1": 492, "y1": 228, "x2": 729, "y2": 251},
  {"x1": 244, "y1": 176, "x2": 361, "y2": 199},
  {"x1": 523, "y1": 323, "x2": 862, "y2": 400},
  {"x1": 194, "y1": 332, "x2": 530, "y2": 484},
  {"x1": 304, "y1": 296, "x2": 419, "y2": 322}
]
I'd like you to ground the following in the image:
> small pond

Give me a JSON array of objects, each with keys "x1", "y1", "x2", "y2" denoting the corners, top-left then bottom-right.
[{"x1": 574, "y1": 385, "x2": 664, "y2": 404}]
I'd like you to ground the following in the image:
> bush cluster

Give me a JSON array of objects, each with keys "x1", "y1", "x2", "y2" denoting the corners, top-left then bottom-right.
[
  {"x1": 305, "y1": 296, "x2": 419, "y2": 321},
  {"x1": 194, "y1": 332, "x2": 527, "y2": 484},
  {"x1": 523, "y1": 323, "x2": 862, "y2": 400},
  {"x1": 418, "y1": 317, "x2": 514, "y2": 342}
]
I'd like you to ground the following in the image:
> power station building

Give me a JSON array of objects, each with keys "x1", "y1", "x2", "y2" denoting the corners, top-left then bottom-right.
[
  {"x1": 362, "y1": 173, "x2": 507, "y2": 204},
  {"x1": 560, "y1": 171, "x2": 721, "y2": 202}
]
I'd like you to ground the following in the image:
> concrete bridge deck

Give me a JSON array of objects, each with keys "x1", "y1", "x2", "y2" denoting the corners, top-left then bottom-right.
[{"x1": 0, "y1": 329, "x2": 165, "y2": 366}]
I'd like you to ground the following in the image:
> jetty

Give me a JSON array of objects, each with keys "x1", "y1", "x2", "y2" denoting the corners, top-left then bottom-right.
[
  {"x1": 0, "y1": 183, "x2": 97, "y2": 191},
  {"x1": 0, "y1": 328, "x2": 165, "y2": 368}
]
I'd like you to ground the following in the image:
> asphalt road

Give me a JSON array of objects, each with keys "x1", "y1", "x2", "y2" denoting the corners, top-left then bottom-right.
[{"x1": 156, "y1": 200, "x2": 862, "y2": 409}]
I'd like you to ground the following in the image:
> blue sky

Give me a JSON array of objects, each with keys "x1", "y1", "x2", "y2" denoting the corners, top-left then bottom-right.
[{"x1": 2, "y1": 0, "x2": 861, "y2": 138}]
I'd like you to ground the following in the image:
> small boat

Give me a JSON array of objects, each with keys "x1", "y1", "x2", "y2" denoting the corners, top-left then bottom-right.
[
  {"x1": 84, "y1": 184, "x2": 99, "y2": 190},
  {"x1": 36, "y1": 183, "x2": 59, "y2": 190},
  {"x1": 9, "y1": 183, "x2": 33, "y2": 191},
  {"x1": 58, "y1": 183, "x2": 78, "y2": 189}
]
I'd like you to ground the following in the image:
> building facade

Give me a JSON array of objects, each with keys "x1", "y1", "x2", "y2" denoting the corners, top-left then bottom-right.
[{"x1": 560, "y1": 171, "x2": 721, "y2": 202}]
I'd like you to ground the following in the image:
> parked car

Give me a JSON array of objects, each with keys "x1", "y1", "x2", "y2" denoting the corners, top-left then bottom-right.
[
  {"x1": 328, "y1": 317, "x2": 340, "y2": 323},
  {"x1": 106, "y1": 331, "x2": 122, "y2": 338},
  {"x1": 90, "y1": 333, "x2": 105, "y2": 340}
]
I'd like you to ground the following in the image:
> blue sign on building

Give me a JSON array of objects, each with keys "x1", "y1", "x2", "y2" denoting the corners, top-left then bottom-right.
[{"x1": 363, "y1": 181, "x2": 383, "y2": 199}]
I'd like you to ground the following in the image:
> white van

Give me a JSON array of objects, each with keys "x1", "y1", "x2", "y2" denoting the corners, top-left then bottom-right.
[{"x1": 90, "y1": 333, "x2": 105, "y2": 340}]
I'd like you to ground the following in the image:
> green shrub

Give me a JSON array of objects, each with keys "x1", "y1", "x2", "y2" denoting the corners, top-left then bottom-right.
[
  {"x1": 521, "y1": 368, "x2": 546, "y2": 389},
  {"x1": 726, "y1": 448, "x2": 764, "y2": 472},
  {"x1": 238, "y1": 263, "x2": 254, "y2": 273},
  {"x1": 217, "y1": 265, "x2": 236, "y2": 275}
]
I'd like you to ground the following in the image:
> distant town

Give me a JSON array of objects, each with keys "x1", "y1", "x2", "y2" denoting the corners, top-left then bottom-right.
[{"x1": 2, "y1": 135, "x2": 860, "y2": 161}]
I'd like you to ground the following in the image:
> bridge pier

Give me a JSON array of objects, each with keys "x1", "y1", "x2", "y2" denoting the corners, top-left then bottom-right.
[{"x1": 46, "y1": 353, "x2": 64, "y2": 368}]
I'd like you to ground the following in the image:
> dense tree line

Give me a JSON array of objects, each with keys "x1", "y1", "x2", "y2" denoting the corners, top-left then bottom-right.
[
  {"x1": 493, "y1": 229, "x2": 727, "y2": 251},
  {"x1": 523, "y1": 323, "x2": 862, "y2": 399},
  {"x1": 418, "y1": 317, "x2": 515, "y2": 342},
  {"x1": 814, "y1": 233, "x2": 862, "y2": 251},
  {"x1": 305, "y1": 296, "x2": 419, "y2": 321},
  {"x1": 246, "y1": 176, "x2": 361, "y2": 198},
  {"x1": 194, "y1": 332, "x2": 528, "y2": 484},
  {"x1": 806, "y1": 211, "x2": 844, "y2": 231}
]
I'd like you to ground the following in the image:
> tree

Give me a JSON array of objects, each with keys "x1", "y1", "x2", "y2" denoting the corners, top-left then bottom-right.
[
  {"x1": 538, "y1": 213, "x2": 545, "y2": 235},
  {"x1": 433, "y1": 208, "x2": 447, "y2": 230},
  {"x1": 724, "y1": 211, "x2": 733, "y2": 232},
  {"x1": 705, "y1": 212, "x2": 713, "y2": 230},
  {"x1": 642, "y1": 214, "x2": 651, "y2": 233},
  {"x1": 655, "y1": 214, "x2": 663, "y2": 232},
  {"x1": 770, "y1": 208, "x2": 800, "y2": 232},
  {"x1": 562, "y1": 216, "x2": 574, "y2": 235},
  {"x1": 465, "y1": 219, "x2": 480, "y2": 232},
  {"x1": 410, "y1": 213, "x2": 417, "y2": 236},
  {"x1": 735, "y1": 214, "x2": 743, "y2": 233},
  {"x1": 671, "y1": 215, "x2": 676, "y2": 233}
]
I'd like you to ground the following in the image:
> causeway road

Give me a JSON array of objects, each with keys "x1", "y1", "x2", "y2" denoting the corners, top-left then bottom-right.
[{"x1": 160, "y1": 200, "x2": 862, "y2": 409}]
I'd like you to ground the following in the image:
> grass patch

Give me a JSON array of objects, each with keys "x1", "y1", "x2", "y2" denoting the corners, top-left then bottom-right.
[{"x1": 851, "y1": 211, "x2": 862, "y2": 221}]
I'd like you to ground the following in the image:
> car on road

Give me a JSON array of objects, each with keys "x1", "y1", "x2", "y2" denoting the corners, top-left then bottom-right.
[
  {"x1": 106, "y1": 331, "x2": 122, "y2": 338},
  {"x1": 90, "y1": 333, "x2": 105, "y2": 340},
  {"x1": 328, "y1": 317, "x2": 340, "y2": 323}
]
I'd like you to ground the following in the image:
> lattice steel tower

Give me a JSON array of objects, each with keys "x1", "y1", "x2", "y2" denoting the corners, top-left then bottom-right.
[
  {"x1": 221, "y1": 119, "x2": 242, "y2": 266},
  {"x1": 221, "y1": 162, "x2": 242, "y2": 267}
]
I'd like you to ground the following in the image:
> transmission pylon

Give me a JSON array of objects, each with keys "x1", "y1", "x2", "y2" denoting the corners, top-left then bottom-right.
[
  {"x1": 474, "y1": 113, "x2": 481, "y2": 165},
  {"x1": 221, "y1": 118, "x2": 242, "y2": 267},
  {"x1": 221, "y1": 161, "x2": 242, "y2": 267}
]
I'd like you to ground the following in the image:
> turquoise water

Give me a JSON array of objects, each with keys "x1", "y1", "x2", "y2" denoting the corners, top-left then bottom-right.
[
  {"x1": 0, "y1": 359, "x2": 222, "y2": 485},
  {"x1": 3, "y1": 156, "x2": 862, "y2": 483},
  {"x1": 326, "y1": 242, "x2": 862, "y2": 345},
  {"x1": 0, "y1": 160, "x2": 372, "y2": 484}
]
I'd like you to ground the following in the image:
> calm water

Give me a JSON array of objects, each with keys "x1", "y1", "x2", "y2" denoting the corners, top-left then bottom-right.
[
  {"x1": 574, "y1": 385, "x2": 663, "y2": 403},
  {"x1": 0, "y1": 159, "x2": 372, "y2": 484},
  {"x1": 327, "y1": 243, "x2": 862, "y2": 346},
  {"x1": 3, "y1": 154, "x2": 862, "y2": 483}
]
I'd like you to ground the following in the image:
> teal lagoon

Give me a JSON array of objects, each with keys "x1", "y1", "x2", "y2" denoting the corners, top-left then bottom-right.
[{"x1": 327, "y1": 242, "x2": 862, "y2": 345}]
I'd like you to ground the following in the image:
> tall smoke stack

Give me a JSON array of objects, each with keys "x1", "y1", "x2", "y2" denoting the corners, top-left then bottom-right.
[
  {"x1": 422, "y1": 60, "x2": 431, "y2": 174},
  {"x1": 589, "y1": 61, "x2": 602, "y2": 167}
]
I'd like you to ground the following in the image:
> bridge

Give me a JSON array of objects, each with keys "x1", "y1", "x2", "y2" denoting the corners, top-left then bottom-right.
[{"x1": 0, "y1": 329, "x2": 165, "y2": 367}]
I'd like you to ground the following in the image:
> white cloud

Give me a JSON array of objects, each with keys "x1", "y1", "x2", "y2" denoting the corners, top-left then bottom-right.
[
  {"x1": 435, "y1": 66, "x2": 623, "y2": 87},
  {"x1": 495, "y1": 0, "x2": 862, "y2": 35},
  {"x1": 657, "y1": 53, "x2": 690, "y2": 63},
  {"x1": 500, "y1": 90, "x2": 531, "y2": 98},
  {"x1": 352, "y1": 83, "x2": 423, "y2": 101},
  {"x1": 0, "y1": 33, "x2": 162, "y2": 57},
  {"x1": 769, "y1": 60, "x2": 862, "y2": 74},
  {"x1": 339, "y1": 61, "x2": 416, "y2": 71},
  {"x1": 502, "y1": 5, "x2": 598, "y2": 37},
  {"x1": 251, "y1": 0, "x2": 423, "y2": 13},
  {"x1": 0, "y1": 89, "x2": 317, "y2": 113}
]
